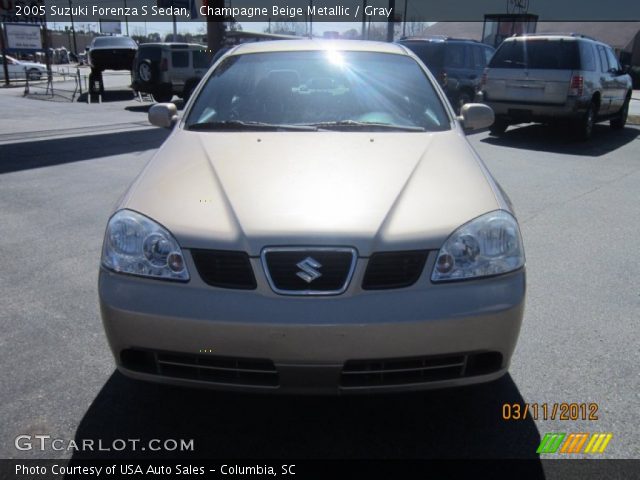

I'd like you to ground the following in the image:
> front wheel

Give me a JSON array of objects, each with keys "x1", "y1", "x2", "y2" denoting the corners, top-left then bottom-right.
[
  {"x1": 610, "y1": 96, "x2": 630, "y2": 130},
  {"x1": 455, "y1": 90, "x2": 473, "y2": 114},
  {"x1": 27, "y1": 69, "x2": 41, "y2": 81}
]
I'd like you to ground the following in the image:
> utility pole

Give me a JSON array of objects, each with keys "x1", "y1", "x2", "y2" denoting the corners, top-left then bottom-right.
[
  {"x1": 124, "y1": 0, "x2": 129, "y2": 36},
  {"x1": 386, "y1": 0, "x2": 395, "y2": 42},
  {"x1": 402, "y1": 0, "x2": 408, "y2": 38},
  {"x1": 172, "y1": 13, "x2": 178, "y2": 41},
  {"x1": 206, "y1": 0, "x2": 226, "y2": 53},
  {"x1": 1, "y1": 23, "x2": 10, "y2": 86},
  {"x1": 361, "y1": 0, "x2": 367, "y2": 39},
  {"x1": 68, "y1": 0, "x2": 78, "y2": 55}
]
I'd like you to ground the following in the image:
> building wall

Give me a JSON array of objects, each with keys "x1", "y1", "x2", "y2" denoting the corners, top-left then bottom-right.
[
  {"x1": 422, "y1": 21, "x2": 640, "y2": 65},
  {"x1": 46, "y1": 32, "x2": 95, "y2": 52}
]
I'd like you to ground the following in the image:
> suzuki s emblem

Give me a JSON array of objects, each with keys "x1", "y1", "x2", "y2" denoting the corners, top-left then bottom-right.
[{"x1": 296, "y1": 257, "x2": 323, "y2": 283}]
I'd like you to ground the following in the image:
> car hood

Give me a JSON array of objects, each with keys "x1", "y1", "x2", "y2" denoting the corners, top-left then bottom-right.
[
  {"x1": 121, "y1": 129, "x2": 502, "y2": 256},
  {"x1": 19, "y1": 61, "x2": 45, "y2": 69}
]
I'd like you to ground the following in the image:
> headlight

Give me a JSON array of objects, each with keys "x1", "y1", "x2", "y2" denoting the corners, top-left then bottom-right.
[
  {"x1": 101, "y1": 209, "x2": 189, "y2": 281},
  {"x1": 432, "y1": 210, "x2": 524, "y2": 282}
]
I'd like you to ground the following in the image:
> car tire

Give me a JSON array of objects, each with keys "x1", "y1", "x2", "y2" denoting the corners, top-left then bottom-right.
[
  {"x1": 489, "y1": 118, "x2": 509, "y2": 136},
  {"x1": 27, "y1": 69, "x2": 41, "y2": 81},
  {"x1": 610, "y1": 95, "x2": 630, "y2": 130},
  {"x1": 182, "y1": 79, "x2": 199, "y2": 103},
  {"x1": 152, "y1": 91, "x2": 173, "y2": 103},
  {"x1": 88, "y1": 71, "x2": 104, "y2": 94},
  {"x1": 455, "y1": 90, "x2": 474, "y2": 115},
  {"x1": 138, "y1": 59, "x2": 157, "y2": 86},
  {"x1": 577, "y1": 101, "x2": 597, "y2": 140}
]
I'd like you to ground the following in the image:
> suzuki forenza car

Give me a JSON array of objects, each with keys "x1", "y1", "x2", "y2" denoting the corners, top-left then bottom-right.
[{"x1": 99, "y1": 40, "x2": 526, "y2": 394}]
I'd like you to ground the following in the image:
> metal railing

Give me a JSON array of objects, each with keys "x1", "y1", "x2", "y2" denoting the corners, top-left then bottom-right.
[{"x1": 21, "y1": 66, "x2": 83, "y2": 101}]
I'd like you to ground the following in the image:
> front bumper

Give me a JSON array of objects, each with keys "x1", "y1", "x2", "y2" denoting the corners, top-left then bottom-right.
[{"x1": 99, "y1": 254, "x2": 526, "y2": 395}]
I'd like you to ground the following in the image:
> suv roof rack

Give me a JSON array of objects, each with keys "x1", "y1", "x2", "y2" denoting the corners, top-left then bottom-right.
[
  {"x1": 512, "y1": 32, "x2": 597, "y2": 41},
  {"x1": 399, "y1": 35, "x2": 481, "y2": 43}
]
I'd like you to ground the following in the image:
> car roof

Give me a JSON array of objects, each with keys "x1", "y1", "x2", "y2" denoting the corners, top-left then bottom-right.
[
  {"x1": 139, "y1": 42, "x2": 205, "y2": 48},
  {"x1": 399, "y1": 36, "x2": 483, "y2": 44},
  {"x1": 230, "y1": 39, "x2": 409, "y2": 56},
  {"x1": 504, "y1": 33, "x2": 611, "y2": 47}
]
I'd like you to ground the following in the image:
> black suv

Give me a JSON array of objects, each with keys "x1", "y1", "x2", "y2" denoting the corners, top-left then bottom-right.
[{"x1": 398, "y1": 36, "x2": 495, "y2": 112}]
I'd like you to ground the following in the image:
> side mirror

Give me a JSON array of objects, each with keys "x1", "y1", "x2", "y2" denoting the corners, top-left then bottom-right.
[
  {"x1": 149, "y1": 103, "x2": 178, "y2": 129},
  {"x1": 458, "y1": 103, "x2": 494, "y2": 131}
]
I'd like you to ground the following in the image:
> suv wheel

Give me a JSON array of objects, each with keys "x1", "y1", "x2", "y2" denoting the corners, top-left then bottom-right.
[
  {"x1": 88, "y1": 71, "x2": 104, "y2": 94},
  {"x1": 489, "y1": 118, "x2": 508, "y2": 136},
  {"x1": 138, "y1": 59, "x2": 156, "y2": 85},
  {"x1": 456, "y1": 90, "x2": 473, "y2": 114},
  {"x1": 610, "y1": 95, "x2": 630, "y2": 130},
  {"x1": 182, "y1": 79, "x2": 200, "y2": 103},
  {"x1": 578, "y1": 102, "x2": 597, "y2": 140},
  {"x1": 152, "y1": 91, "x2": 173, "y2": 103}
]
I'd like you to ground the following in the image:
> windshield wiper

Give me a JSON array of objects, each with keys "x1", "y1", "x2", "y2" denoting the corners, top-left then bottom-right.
[
  {"x1": 187, "y1": 120, "x2": 317, "y2": 131},
  {"x1": 302, "y1": 120, "x2": 426, "y2": 132}
]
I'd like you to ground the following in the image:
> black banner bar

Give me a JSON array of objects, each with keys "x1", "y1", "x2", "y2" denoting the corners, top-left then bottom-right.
[
  {"x1": 1, "y1": 459, "x2": 640, "y2": 480},
  {"x1": 3, "y1": 0, "x2": 640, "y2": 23}
]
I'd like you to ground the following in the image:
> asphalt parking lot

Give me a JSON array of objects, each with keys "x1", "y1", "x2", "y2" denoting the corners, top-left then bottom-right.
[{"x1": 1, "y1": 83, "x2": 639, "y2": 463}]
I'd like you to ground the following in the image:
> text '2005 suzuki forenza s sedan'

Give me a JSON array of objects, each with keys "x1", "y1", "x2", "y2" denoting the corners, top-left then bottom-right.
[{"x1": 99, "y1": 40, "x2": 526, "y2": 394}]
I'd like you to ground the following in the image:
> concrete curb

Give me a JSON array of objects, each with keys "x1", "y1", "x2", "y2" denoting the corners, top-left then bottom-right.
[{"x1": 628, "y1": 115, "x2": 640, "y2": 125}]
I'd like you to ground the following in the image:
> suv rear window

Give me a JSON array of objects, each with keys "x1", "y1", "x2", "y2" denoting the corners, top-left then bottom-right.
[
  {"x1": 400, "y1": 42, "x2": 444, "y2": 67},
  {"x1": 172, "y1": 51, "x2": 189, "y2": 68},
  {"x1": 92, "y1": 37, "x2": 136, "y2": 48},
  {"x1": 138, "y1": 46, "x2": 161, "y2": 62},
  {"x1": 578, "y1": 41, "x2": 596, "y2": 71},
  {"x1": 490, "y1": 39, "x2": 580, "y2": 70},
  {"x1": 193, "y1": 50, "x2": 212, "y2": 69},
  {"x1": 444, "y1": 44, "x2": 467, "y2": 68}
]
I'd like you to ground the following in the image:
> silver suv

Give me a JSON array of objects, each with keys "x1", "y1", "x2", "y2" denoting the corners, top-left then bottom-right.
[
  {"x1": 478, "y1": 34, "x2": 632, "y2": 139},
  {"x1": 132, "y1": 43, "x2": 212, "y2": 103}
]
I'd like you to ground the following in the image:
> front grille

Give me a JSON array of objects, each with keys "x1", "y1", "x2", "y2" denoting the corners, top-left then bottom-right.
[
  {"x1": 121, "y1": 349, "x2": 279, "y2": 387},
  {"x1": 340, "y1": 352, "x2": 503, "y2": 388},
  {"x1": 362, "y1": 251, "x2": 429, "y2": 290},
  {"x1": 191, "y1": 249, "x2": 256, "y2": 289},
  {"x1": 262, "y1": 248, "x2": 357, "y2": 295}
]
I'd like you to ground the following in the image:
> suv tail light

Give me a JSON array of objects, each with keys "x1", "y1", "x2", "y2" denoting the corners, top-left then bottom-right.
[
  {"x1": 569, "y1": 75, "x2": 583, "y2": 96},
  {"x1": 160, "y1": 58, "x2": 168, "y2": 72}
]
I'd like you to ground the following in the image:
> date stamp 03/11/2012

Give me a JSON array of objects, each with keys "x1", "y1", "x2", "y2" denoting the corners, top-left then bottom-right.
[{"x1": 501, "y1": 402, "x2": 599, "y2": 421}]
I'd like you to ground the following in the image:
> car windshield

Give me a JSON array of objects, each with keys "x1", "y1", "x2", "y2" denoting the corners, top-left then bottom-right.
[
  {"x1": 93, "y1": 37, "x2": 136, "y2": 48},
  {"x1": 0, "y1": 55, "x2": 18, "y2": 63},
  {"x1": 186, "y1": 50, "x2": 450, "y2": 132},
  {"x1": 489, "y1": 39, "x2": 580, "y2": 70}
]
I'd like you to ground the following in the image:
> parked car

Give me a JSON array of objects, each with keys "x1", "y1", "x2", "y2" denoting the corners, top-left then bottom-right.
[
  {"x1": 88, "y1": 36, "x2": 138, "y2": 93},
  {"x1": 88, "y1": 36, "x2": 138, "y2": 73},
  {"x1": 131, "y1": 43, "x2": 212, "y2": 103},
  {"x1": 99, "y1": 40, "x2": 526, "y2": 395},
  {"x1": 398, "y1": 36, "x2": 495, "y2": 112},
  {"x1": 0, "y1": 54, "x2": 47, "y2": 81},
  {"x1": 478, "y1": 33, "x2": 633, "y2": 139}
]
